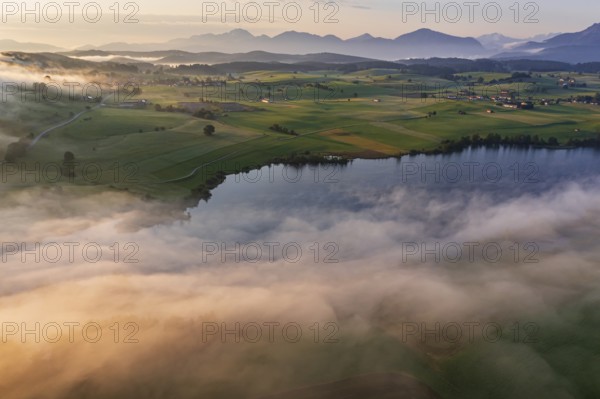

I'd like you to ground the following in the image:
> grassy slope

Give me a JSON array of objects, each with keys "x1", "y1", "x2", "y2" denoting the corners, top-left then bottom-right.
[{"x1": 8, "y1": 71, "x2": 600, "y2": 199}]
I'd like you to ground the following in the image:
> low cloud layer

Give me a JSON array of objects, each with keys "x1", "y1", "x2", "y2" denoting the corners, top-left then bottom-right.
[{"x1": 0, "y1": 167, "x2": 599, "y2": 398}]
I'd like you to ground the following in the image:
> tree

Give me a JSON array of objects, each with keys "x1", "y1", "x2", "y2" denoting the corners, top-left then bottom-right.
[
  {"x1": 204, "y1": 125, "x2": 216, "y2": 136},
  {"x1": 4, "y1": 142, "x2": 27, "y2": 163},
  {"x1": 62, "y1": 151, "x2": 76, "y2": 178}
]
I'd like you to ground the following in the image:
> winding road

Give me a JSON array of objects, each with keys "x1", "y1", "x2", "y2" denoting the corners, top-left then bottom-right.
[{"x1": 29, "y1": 98, "x2": 107, "y2": 148}]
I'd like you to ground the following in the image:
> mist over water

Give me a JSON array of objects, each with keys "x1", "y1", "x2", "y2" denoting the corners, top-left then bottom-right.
[{"x1": 1, "y1": 147, "x2": 599, "y2": 398}]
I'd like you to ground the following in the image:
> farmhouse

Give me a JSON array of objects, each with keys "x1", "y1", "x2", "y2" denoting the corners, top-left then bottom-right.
[
  {"x1": 501, "y1": 101, "x2": 534, "y2": 110},
  {"x1": 520, "y1": 101, "x2": 534, "y2": 109}
]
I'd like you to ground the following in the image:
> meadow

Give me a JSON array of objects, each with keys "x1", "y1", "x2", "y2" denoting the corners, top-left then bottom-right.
[{"x1": 7, "y1": 69, "x2": 600, "y2": 199}]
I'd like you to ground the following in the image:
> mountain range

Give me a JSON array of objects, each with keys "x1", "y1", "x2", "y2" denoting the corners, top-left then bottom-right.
[
  {"x1": 494, "y1": 23, "x2": 600, "y2": 63},
  {"x1": 71, "y1": 26, "x2": 599, "y2": 62},
  {"x1": 77, "y1": 28, "x2": 486, "y2": 60},
  {"x1": 3, "y1": 23, "x2": 600, "y2": 63}
]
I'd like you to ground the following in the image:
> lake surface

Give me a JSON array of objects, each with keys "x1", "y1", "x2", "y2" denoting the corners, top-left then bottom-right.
[{"x1": 177, "y1": 146, "x2": 600, "y2": 243}]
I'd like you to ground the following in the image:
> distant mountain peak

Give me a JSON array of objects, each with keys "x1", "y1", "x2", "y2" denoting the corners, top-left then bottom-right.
[
  {"x1": 229, "y1": 28, "x2": 252, "y2": 36},
  {"x1": 354, "y1": 33, "x2": 375, "y2": 40},
  {"x1": 394, "y1": 28, "x2": 483, "y2": 51},
  {"x1": 275, "y1": 30, "x2": 319, "y2": 38},
  {"x1": 274, "y1": 30, "x2": 305, "y2": 38},
  {"x1": 396, "y1": 28, "x2": 470, "y2": 41},
  {"x1": 542, "y1": 22, "x2": 600, "y2": 46},
  {"x1": 495, "y1": 22, "x2": 600, "y2": 63},
  {"x1": 583, "y1": 22, "x2": 600, "y2": 35},
  {"x1": 408, "y1": 28, "x2": 443, "y2": 36},
  {"x1": 219, "y1": 29, "x2": 254, "y2": 40}
]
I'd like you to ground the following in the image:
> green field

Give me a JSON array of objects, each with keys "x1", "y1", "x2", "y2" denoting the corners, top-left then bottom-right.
[{"x1": 3, "y1": 70, "x2": 600, "y2": 199}]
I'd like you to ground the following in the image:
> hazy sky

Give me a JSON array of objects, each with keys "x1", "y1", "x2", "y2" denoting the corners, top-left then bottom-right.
[{"x1": 0, "y1": 0, "x2": 598, "y2": 48}]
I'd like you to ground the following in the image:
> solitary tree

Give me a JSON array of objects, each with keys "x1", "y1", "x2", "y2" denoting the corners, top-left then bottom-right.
[
  {"x1": 204, "y1": 125, "x2": 216, "y2": 136},
  {"x1": 62, "y1": 151, "x2": 76, "y2": 178}
]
